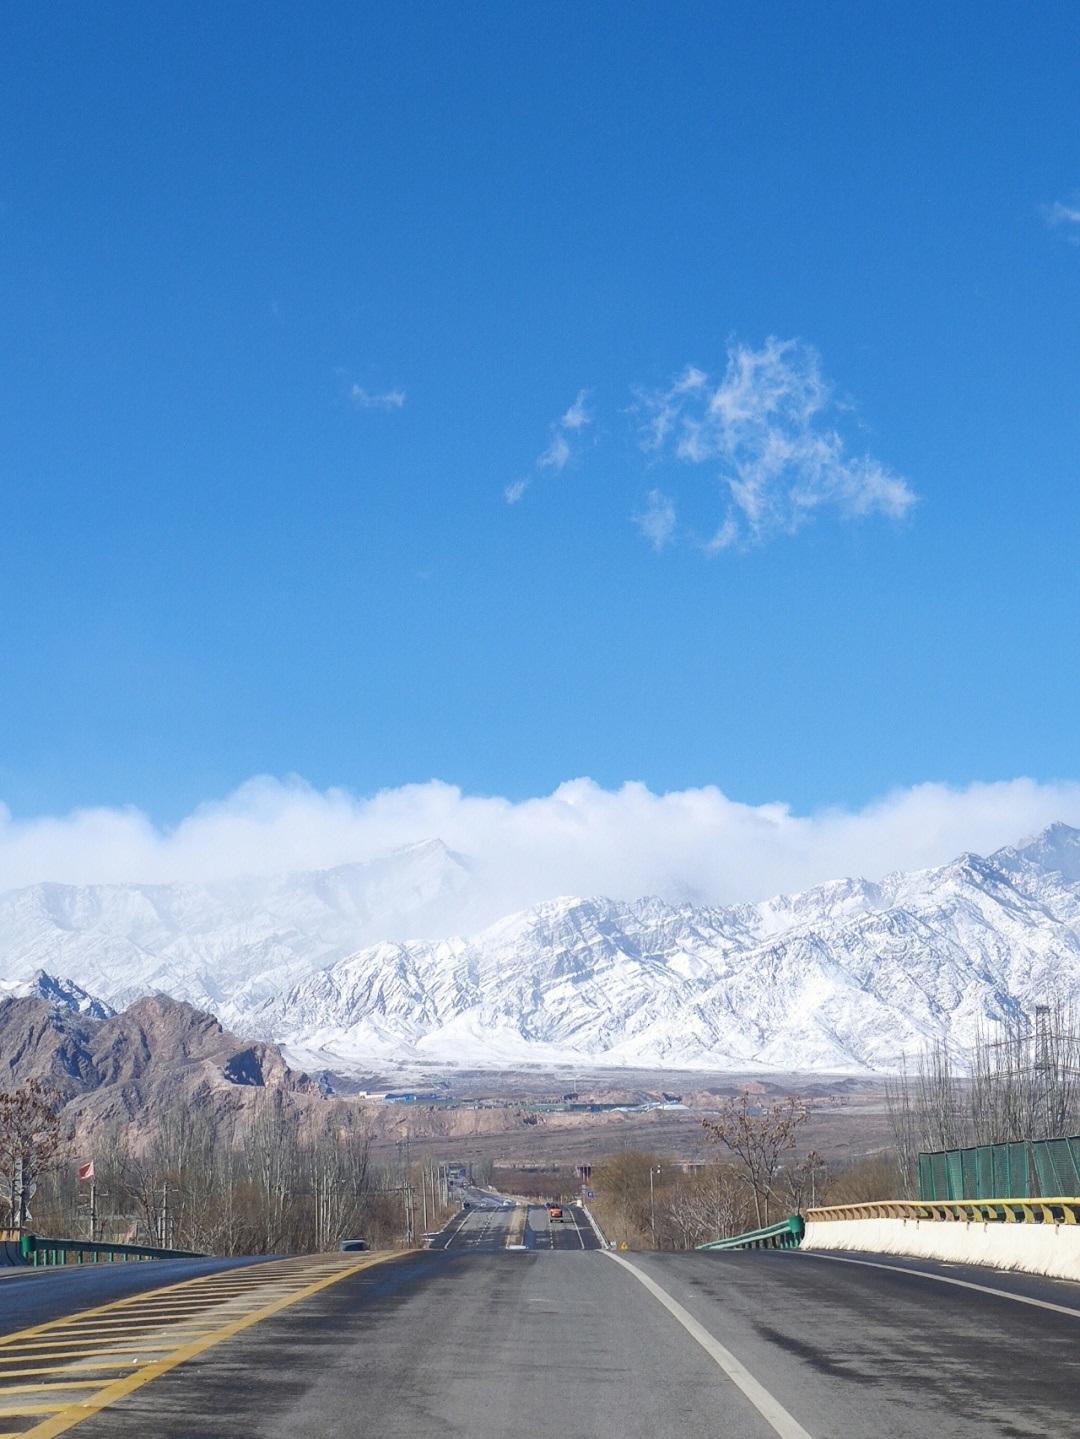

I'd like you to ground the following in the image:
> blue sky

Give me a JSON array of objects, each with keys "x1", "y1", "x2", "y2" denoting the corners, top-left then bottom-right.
[{"x1": 2, "y1": 1, "x2": 1080, "y2": 889}]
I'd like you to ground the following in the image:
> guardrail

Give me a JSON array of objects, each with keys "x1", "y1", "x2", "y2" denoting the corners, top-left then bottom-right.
[
  {"x1": 579, "y1": 1202, "x2": 610, "y2": 1249},
  {"x1": 697, "y1": 1215, "x2": 805, "y2": 1251},
  {"x1": 16, "y1": 1234, "x2": 204, "y2": 1266},
  {"x1": 805, "y1": 1197, "x2": 1080, "y2": 1226}
]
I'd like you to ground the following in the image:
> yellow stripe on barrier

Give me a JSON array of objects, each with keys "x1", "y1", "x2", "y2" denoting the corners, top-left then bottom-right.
[{"x1": 805, "y1": 1196, "x2": 1080, "y2": 1225}]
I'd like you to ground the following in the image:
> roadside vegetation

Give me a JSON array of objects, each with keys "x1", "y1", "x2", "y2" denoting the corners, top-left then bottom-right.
[
  {"x1": 588, "y1": 1081, "x2": 905, "y2": 1250},
  {"x1": 0, "y1": 1085, "x2": 455, "y2": 1254},
  {"x1": 590, "y1": 1147, "x2": 902, "y2": 1249},
  {"x1": 885, "y1": 1000, "x2": 1080, "y2": 1195}
]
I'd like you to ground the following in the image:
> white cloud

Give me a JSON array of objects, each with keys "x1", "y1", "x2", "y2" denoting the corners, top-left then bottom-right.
[
  {"x1": 703, "y1": 517, "x2": 739, "y2": 555},
  {"x1": 561, "y1": 390, "x2": 592, "y2": 430},
  {"x1": 506, "y1": 389, "x2": 592, "y2": 502},
  {"x1": 635, "y1": 338, "x2": 916, "y2": 551},
  {"x1": 2, "y1": 776, "x2": 1079, "y2": 931},
  {"x1": 350, "y1": 385, "x2": 406, "y2": 410},
  {"x1": 538, "y1": 431, "x2": 572, "y2": 471},
  {"x1": 1045, "y1": 198, "x2": 1080, "y2": 243},
  {"x1": 633, "y1": 490, "x2": 677, "y2": 550}
]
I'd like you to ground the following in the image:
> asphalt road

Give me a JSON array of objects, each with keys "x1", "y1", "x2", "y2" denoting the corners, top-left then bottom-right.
[
  {"x1": 426, "y1": 1188, "x2": 600, "y2": 1252},
  {"x1": 17, "y1": 1237, "x2": 1079, "y2": 1439}
]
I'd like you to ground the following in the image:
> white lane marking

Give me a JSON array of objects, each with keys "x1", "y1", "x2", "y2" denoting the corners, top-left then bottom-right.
[
  {"x1": 799, "y1": 1250, "x2": 1080, "y2": 1320},
  {"x1": 603, "y1": 1252, "x2": 814, "y2": 1439},
  {"x1": 442, "y1": 1210, "x2": 472, "y2": 1250},
  {"x1": 567, "y1": 1205, "x2": 586, "y2": 1250}
]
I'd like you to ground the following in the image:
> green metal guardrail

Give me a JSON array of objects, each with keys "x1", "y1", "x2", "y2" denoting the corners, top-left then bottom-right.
[
  {"x1": 696, "y1": 1215, "x2": 805, "y2": 1252},
  {"x1": 18, "y1": 1234, "x2": 204, "y2": 1266}
]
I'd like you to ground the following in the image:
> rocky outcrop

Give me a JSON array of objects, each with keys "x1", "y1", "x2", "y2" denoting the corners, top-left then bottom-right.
[{"x1": 0, "y1": 991, "x2": 312, "y2": 1139}]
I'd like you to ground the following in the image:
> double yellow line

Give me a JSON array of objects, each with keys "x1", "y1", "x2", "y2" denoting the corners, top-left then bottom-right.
[{"x1": 0, "y1": 1251, "x2": 399, "y2": 1437}]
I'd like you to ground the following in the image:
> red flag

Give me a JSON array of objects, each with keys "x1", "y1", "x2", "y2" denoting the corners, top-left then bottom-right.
[{"x1": 76, "y1": 1161, "x2": 94, "y2": 1182}]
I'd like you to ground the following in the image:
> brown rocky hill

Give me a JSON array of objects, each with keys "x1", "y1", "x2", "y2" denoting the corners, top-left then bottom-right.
[{"x1": 0, "y1": 992, "x2": 315, "y2": 1143}]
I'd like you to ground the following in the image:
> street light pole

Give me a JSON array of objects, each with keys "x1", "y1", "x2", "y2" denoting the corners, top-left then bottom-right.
[{"x1": 649, "y1": 1166, "x2": 661, "y2": 1247}]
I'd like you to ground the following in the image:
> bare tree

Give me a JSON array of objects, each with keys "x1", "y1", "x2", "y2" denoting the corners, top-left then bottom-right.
[
  {"x1": 969, "y1": 1003, "x2": 1080, "y2": 1145},
  {"x1": 0, "y1": 1081, "x2": 62, "y2": 1233},
  {"x1": 702, "y1": 1093, "x2": 808, "y2": 1226}
]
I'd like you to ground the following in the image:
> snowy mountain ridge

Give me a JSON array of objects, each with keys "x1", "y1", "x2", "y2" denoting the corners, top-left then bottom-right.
[{"x1": 3, "y1": 825, "x2": 1080, "y2": 1072}]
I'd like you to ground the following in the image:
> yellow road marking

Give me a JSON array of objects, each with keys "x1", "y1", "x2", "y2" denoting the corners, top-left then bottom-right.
[
  {"x1": 0, "y1": 1404, "x2": 72, "y2": 1415},
  {"x1": 0, "y1": 1344, "x2": 200, "y2": 1362},
  {"x1": 0, "y1": 1252, "x2": 401, "y2": 1438},
  {"x1": 0, "y1": 1268, "x2": 273, "y2": 1352},
  {"x1": 0, "y1": 1276, "x2": 321, "y2": 1353},
  {"x1": 1, "y1": 1337, "x2": 212, "y2": 1353},
  {"x1": 0, "y1": 1368, "x2": 136, "y2": 1379},
  {"x1": 1, "y1": 1382, "x2": 113, "y2": 1395}
]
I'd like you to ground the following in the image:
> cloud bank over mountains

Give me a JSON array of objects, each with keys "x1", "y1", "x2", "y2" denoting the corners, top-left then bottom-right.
[{"x1": 3, "y1": 774, "x2": 1080, "y2": 922}]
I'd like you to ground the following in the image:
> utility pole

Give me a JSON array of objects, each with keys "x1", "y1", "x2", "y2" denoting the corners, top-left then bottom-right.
[{"x1": 649, "y1": 1165, "x2": 661, "y2": 1248}]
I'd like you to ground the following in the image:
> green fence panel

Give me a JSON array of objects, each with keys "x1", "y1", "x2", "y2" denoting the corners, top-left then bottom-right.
[
  {"x1": 961, "y1": 1149, "x2": 978, "y2": 1198},
  {"x1": 976, "y1": 1147, "x2": 993, "y2": 1198},
  {"x1": 946, "y1": 1151, "x2": 964, "y2": 1200},
  {"x1": 990, "y1": 1145, "x2": 1009, "y2": 1197},
  {"x1": 918, "y1": 1153, "x2": 933, "y2": 1198},
  {"x1": 919, "y1": 1136, "x2": 1080, "y2": 1201}
]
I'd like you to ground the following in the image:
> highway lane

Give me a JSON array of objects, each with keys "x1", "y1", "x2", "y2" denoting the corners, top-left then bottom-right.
[
  {"x1": 15, "y1": 1241, "x2": 1080, "y2": 1438},
  {"x1": 428, "y1": 1191, "x2": 600, "y2": 1252},
  {"x1": 525, "y1": 1201, "x2": 598, "y2": 1250}
]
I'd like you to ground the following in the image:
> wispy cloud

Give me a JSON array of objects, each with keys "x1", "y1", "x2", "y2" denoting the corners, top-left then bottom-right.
[
  {"x1": 633, "y1": 490, "x2": 677, "y2": 551},
  {"x1": 1044, "y1": 197, "x2": 1080, "y2": 244},
  {"x1": 634, "y1": 338, "x2": 916, "y2": 552},
  {"x1": 350, "y1": 384, "x2": 406, "y2": 410},
  {"x1": 560, "y1": 391, "x2": 592, "y2": 430},
  {"x1": 505, "y1": 389, "x2": 592, "y2": 503}
]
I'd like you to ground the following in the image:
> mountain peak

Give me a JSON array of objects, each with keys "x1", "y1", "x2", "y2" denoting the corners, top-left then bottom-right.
[{"x1": 994, "y1": 823, "x2": 1080, "y2": 883}]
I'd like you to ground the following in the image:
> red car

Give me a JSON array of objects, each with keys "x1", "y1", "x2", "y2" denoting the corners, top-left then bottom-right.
[{"x1": 548, "y1": 1205, "x2": 563, "y2": 1221}]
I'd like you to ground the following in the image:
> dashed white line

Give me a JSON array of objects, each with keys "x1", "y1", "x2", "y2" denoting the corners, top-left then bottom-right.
[{"x1": 604, "y1": 1252, "x2": 815, "y2": 1439}]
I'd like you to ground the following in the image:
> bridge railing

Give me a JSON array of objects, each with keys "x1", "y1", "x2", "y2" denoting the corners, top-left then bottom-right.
[
  {"x1": 13, "y1": 1234, "x2": 204, "y2": 1266},
  {"x1": 805, "y1": 1197, "x2": 1080, "y2": 1226},
  {"x1": 697, "y1": 1215, "x2": 805, "y2": 1251}
]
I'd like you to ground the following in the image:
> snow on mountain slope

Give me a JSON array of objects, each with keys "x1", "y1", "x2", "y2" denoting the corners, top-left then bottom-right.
[
  {"x1": 2, "y1": 826, "x2": 1080, "y2": 1072},
  {"x1": 255, "y1": 826, "x2": 1080, "y2": 1071},
  {"x1": 0, "y1": 970, "x2": 114, "y2": 1020},
  {"x1": 0, "y1": 840, "x2": 472, "y2": 1028}
]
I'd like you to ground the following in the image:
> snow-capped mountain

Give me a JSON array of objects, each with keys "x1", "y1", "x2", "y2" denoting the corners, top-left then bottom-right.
[
  {"x1": 0, "y1": 969, "x2": 114, "y2": 1020},
  {"x1": 0, "y1": 840, "x2": 472, "y2": 1029},
  {"x1": 3, "y1": 825, "x2": 1080, "y2": 1072}
]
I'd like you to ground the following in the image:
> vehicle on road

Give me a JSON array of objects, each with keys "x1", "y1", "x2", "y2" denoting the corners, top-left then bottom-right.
[
  {"x1": 338, "y1": 1239, "x2": 369, "y2": 1252},
  {"x1": 548, "y1": 1205, "x2": 563, "y2": 1221}
]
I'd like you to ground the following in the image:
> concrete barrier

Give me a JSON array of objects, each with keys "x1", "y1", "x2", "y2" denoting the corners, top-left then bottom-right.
[
  {"x1": 505, "y1": 1204, "x2": 527, "y2": 1251},
  {"x1": 802, "y1": 1214, "x2": 1080, "y2": 1283}
]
